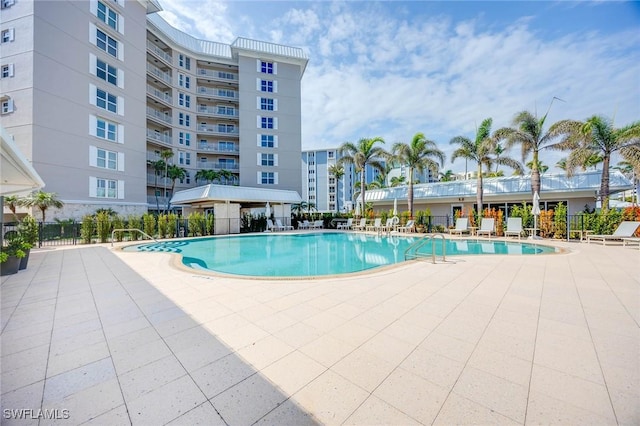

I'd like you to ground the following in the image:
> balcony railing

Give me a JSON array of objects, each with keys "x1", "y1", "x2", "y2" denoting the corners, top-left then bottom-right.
[
  {"x1": 146, "y1": 63, "x2": 172, "y2": 85},
  {"x1": 146, "y1": 85, "x2": 172, "y2": 104},
  {"x1": 146, "y1": 129, "x2": 172, "y2": 145},
  {"x1": 196, "y1": 106, "x2": 238, "y2": 118},
  {"x1": 196, "y1": 87, "x2": 238, "y2": 100},
  {"x1": 147, "y1": 42, "x2": 173, "y2": 64},
  {"x1": 197, "y1": 143, "x2": 239, "y2": 153},
  {"x1": 197, "y1": 125, "x2": 239, "y2": 135},
  {"x1": 146, "y1": 174, "x2": 172, "y2": 185},
  {"x1": 198, "y1": 163, "x2": 239, "y2": 172},
  {"x1": 147, "y1": 195, "x2": 171, "y2": 206},
  {"x1": 196, "y1": 68, "x2": 237, "y2": 81},
  {"x1": 146, "y1": 107, "x2": 172, "y2": 125}
]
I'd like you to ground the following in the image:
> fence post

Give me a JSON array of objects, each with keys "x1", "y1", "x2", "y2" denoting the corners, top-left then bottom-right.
[{"x1": 38, "y1": 222, "x2": 43, "y2": 248}]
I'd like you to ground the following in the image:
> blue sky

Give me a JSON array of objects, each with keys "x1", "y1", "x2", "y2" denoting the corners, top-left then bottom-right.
[{"x1": 159, "y1": 1, "x2": 640, "y2": 173}]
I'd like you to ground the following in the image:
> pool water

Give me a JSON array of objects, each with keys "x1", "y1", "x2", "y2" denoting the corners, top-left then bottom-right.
[{"x1": 126, "y1": 233, "x2": 556, "y2": 278}]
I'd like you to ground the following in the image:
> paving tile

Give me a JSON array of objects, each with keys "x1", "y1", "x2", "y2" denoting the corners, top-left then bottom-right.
[
  {"x1": 261, "y1": 350, "x2": 326, "y2": 396},
  {"x1": 359, "y1": 332, "x2": 416, "y2": 365},
  {"x1": 452, "y1": 366, "x2": 529, "y2": 423},
  {"x1": 46, "y1": 340, "x2": 110, "y2": 377},
  {"x1": 400, "y1": 346, "x2": 465, "y2": 390},
  {"x1": 110, "y1": 338, "x2": 172, "y2": 375},
  {"x1": 254, "y1": 398, "x2": 320, "y2": 425},
  {"x1": 43, "y1": 357, "x2": 116, "y2": 405},
  {"x1": 217, "y1": 323, "x2": 270, "y2": 350},
  {"x1": 273, "y1": 321, "x2": 324, "y2": 349},
  {"x1": 328, "y1": 321, "x2": 377, "y2": 347},
  {"x1": 467, "y1": 347, "x2": 532, "y2": 388},
  {"x1": 236, "y1": 335, "x2": 295, "y2": 371},
  {"x1": 608, "y1": 387, "x2": 640, "y2": 426},
  {"x1": 190, "y1": 354, "x2": 257, "y2": 399},
  {"x1": 344, "y1": 395, "x2": 421, "y2": 425},
  {"x1": 373, "y1": 367, "x2": 448, "y2": 425},
  {"x1": 434, "y1": 392, "x2": 520, "y2": 425},
  {"x1": 82, "y1": 404, "x2": 130, "y2": 426},
  {"x1": 118, "y1": 355, "x2": 188, "y2": 402},
  {"x1": 299, "y1": 334, "x2": 358, "y2": 368},
  {"x1": 332, "y1": 348, "x2": 396, "y2": 392},
  {"x1": 106, "y1": 326, "x2": 162, "y2": 354},
  {"x1": 525, "y1": 391, "x2": 616, "y2": 425},
  {"x1": 419, "y1": 331, "x2": 476, "y2": 363},
  {"x1": 533, "y1": 331, "x2": 604, "y2": 384},
  {"x1": 1, "y1": 359, "x2": 48, "y2": 395},
  {"x1": 294, "y1": 370, "x2": 369, "y2": 425},
  {"x1": 165, "y1": 402, "x2": 226, "y2": 426},
  {"x1": 0, "y1": 381, "x2": 44, "y2": 426}
]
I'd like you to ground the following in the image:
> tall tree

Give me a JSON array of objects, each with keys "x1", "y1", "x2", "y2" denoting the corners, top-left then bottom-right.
[
  {"x1": 160, "y1": 150, "x2": 174, "y2": 212},
  {"x1": 553, "y1": 116, "x2": 640, "y2": 209},
  {"x1": 451, "y1": 118, "x2": 523, "y2": 217},
  {"x1": 19, "y1": 191, "x2": 64, "y2": 222},
  {"x1": 392, "y1": 132, "x2": 445, "y2": 218},
  {"x1": 4, "y1": 195, "x2": 20, "y2": 221},
  {"x1": 165, "y1": 165, "x2": 187, "y2": 211},
  {"x1": 328, "y1": 164, "x2": 345, "y2": 212},
  {"x1": 338, "y1": 137, "x2": 388, "y2": 215},
  {"x1": 195, "y1": 169, "x2": 219, "y2": 184},
  {"x1": 390, "y1": 175, "x2": 406, "y2": 187},
  {"x1": 494, "y1": 110, "x2": 575, "y2": 196},
  {"x1": 439, "y1": 170, "x2": 455, "y2": 182},
  {"x1": 148, "y1": 159, "x2": 166, "y2": 212},
  {"x1": 526, "y1": 159, "x2": 548, "y2": 174}
]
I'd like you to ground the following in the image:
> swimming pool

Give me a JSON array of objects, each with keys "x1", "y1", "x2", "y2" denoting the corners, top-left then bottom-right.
[{"x1": 125, "y1": 233, "x2": 557, "y2": 278}]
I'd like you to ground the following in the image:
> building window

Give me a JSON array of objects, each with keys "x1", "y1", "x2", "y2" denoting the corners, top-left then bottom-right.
[
  {"x1": 97, "y1": 1, "x2": 118, "y2": 30},
  {"x1": 261, "y1": 172, "x2": 275, "y2": 185},
  {"x1": 218, "y1": 123, "x2": 235, "y2": 133},
  {"x1": 96, "y1": 178, "x2": 117, "y2": 198},
  {"x1": 96, "y1": 118, "x2": 117, "y2": 142},
  {"x1": 1, "y1": 64, "x2": 13, "y2": 78},
  {"x1": 178, "y1": 93, "x2": 190, "y2": 108},
  {"x1": 260, "y1": 61, "x2": 274, "y2": 74},
  {"x1": 217, "y1": 105, "x2": 234, "y2": 115},
  {"x1": 96, "y1": 59, "x2": 117, "y2": 86},
  {"x1": 260, "y1": 117, "x2": 274, "y2": 129},
  {"x1": 260, "y1": 134, "x2": 274, "y2": 148},
  {"x1": 260, "y1": 80, "x2": 274, "y2": 92},
  {"x1": 1, "y1": 28, "x2": 14, "y2": 43},
  {"x1": 179, "y1": 113, "x2": 190, "y2": 126},
  {"x1": 178, "y1": 132, "x2": 191, "y2": 146},
  {"x1": 1, "y1": 98, "x2": 14, "y2": 114},
  {"x1": 178, "y1": 54, "x2": 191, "y2": 70},
  {"x1": 180, "y1": 171, "x2": 190, "y2": 184},
  {"x1": 219, "y1": 141, "x2": 234, "y2": 151},
  {"x1": 96, "y1": 29, "x2": 117, "y2": 58},
  {"x1": 261, "y1": 153, "x2": 275, "y2": 166},
  {"x1": 96, "y1": 148, "x2": 118, "y2": 170},
  {"x1": 96, "y1": 88, "x2": 117, "y2": 113},
  {"x1": 2, "y1": 0, "x2": 16, "y2": 9},
  {"x1": 260, "y1": 98, "x2": 274, "y2": 111},
  {"x1": 328, "y1": 151, "x2": 335, "y2": 159},
  {"x1": 185, "y1": 57, "x2": 191, "y2": 70},
  {"x1": 178, "y1": 152, "x2": 191, "y2": 166}
]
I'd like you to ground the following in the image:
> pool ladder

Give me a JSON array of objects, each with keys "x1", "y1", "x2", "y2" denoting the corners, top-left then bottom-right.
[{"x1": 404, "y1": 234, "x2": 447, "y2": 264}]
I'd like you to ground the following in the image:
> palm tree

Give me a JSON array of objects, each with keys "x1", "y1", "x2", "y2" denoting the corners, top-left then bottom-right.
[
  {"x1": 338, "y1": 137, "x2": 388, "y2": 215},
  {"x1": 583, "y1": 153, "x2": 603, "y2": 171},
  {"x1": 556, "y1": 158, "x2": 568, "y2": 171},
  {"x1": 451, "y1": 118, "x2": 523, "y2": 217},
  {"x1": 392, "y1": 132, "x2": 445, "y2": 218},
  {"x1": 148, "y1": 159, "x2": 166, "y2": 212},
  {"x1": 390, "y1": 175, "x2": 406, "y2": 187},
  {"x1": 160, "y1": 150, "x2": 174, "y2": 212},
  {"x1": 553, "y1": 116, "x2": 640, "y2": 208},
  {"x1": 217, "y1": 169, "x2": 235, "y2": 185},
  {"x1": 494, "y1": 110, "x2": 576, "y2": 196},
  {"x1": 4, "y1": 195, "x2": 20, "y2": 221},
  {"x1": 439, "y1": 169, "x2": 455, "y2": 182},
  {"x1": 19, "y1": 191, "x2": 64, "y2": 222},
  {"x1": 526, "y1": 159, "x2": 548, "y2": 174},
  {"x1": 195, "y1": 169, "x2": 219, "y2": 184},
  {"x1": 165, "y1": 165, "x2": 187, "y2": 211},
  {"x1": 328, "y1": 164, "x2": 345, "y2": 212}
]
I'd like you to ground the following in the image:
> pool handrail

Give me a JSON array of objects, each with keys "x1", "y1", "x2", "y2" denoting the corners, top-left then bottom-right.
[
  {"x1": 111, "y1": 228, "x2": 158, "y2": 246},
  {"x1": 404, "y1": 233, "x2": 447, "y2": 264}
]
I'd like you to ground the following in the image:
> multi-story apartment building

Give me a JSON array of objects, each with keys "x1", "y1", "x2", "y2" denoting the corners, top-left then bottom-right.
[
  {"x1": 302, "y1": 148, "x2": 383, "y2": 213},
  {"x1": 1, "y1": 0, "x2": 307, "y2": 219}
]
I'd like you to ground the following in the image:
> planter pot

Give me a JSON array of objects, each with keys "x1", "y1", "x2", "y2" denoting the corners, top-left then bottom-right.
[
  {"x1": 19, "y1": 249, "x2": 30, "y2": 270},
  {"x1": 1, "y1": 256, "x2": 21, "y2": 276}
]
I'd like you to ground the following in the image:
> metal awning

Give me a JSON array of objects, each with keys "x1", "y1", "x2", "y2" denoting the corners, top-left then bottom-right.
[
  {"x1": 171, "y1": 184, "x2": 302, "y2": 206},
  {"x1": 1, "y1": 126, "x2": 45, "y2": 196}
]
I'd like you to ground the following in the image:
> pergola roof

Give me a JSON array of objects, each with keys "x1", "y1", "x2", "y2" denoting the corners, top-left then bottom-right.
[
  {"x1": 171, "y1": 184, "x2": 302, "y2": 206},
  {"x1": 1, "y1": 126, "x2": 45, "y2": 196}
]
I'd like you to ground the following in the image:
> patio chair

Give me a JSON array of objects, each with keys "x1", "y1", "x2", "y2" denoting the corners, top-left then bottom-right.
[
  {"x1": 587, "y1": 221, "x2": 640, "y2": 245},
  {"x1": 366, "y1": 218, "x2": 382, "y2": 232},
  {"x1": 398, "y1": 220, "x2": 415, "y2": 233},
  {"x1": 267, "y1": 219, "x2": 282, "y2": 232},
  {"x1": 275, "y1": 219, "x2": 293, "y2": 231},
  {"x1": 311, "y1": 220, "x2": 324, "y2": 229},
  {"x1": 448, "y1": 218, "x2": 469, "y2": 236},
  {"x1": 337, "y1": 218, "x2": 353, "y2": 230},
  {"x1": 353, "y1": 218, "x2": 367, "y2": 231},
  {"x1": 504, "y1": 217, "x2": 523, "y2": 239},
  {"x1": 298, "y1": 220, "x2": 310, "y2": 230},
  {"x1": 476, "y1": 218, "x2": 495, "y2": 238},
  {"x1": 381, "y1": 218, "x2": 396, "y2": 233}
]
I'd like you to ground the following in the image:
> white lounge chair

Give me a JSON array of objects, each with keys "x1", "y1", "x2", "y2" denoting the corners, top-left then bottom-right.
[
  {"x1": 504, "y1": 217, "x2": 523, "y2": 239},
  {"x1": 476, "y1": 218, "x2": 495, "y2": 238},
  {"x1": 353, "y1": 218, "x2": 367, "y2": 231},
  {"x1": 587, "y1": 221, "x2": 640, "y2": 245},
  {"x1": 449, "y1": 218, "x2": 469, "y2": 236},
  {"x1": 276, "y1": 219, "x2": 293, "y2": 231},
  {"x1": 366, "y1": 218, "x2": 382, "y2": 232},
  {"x1": 311, "y1": 220, "x2": 324, "y2": 229},
  {"x1": 381, "y1": 218, "x2": 396, "y2": 233},
  {"x1": 298, "y1": 220, "x2": 310, "y2": 230},
  {"x1": 267, "y1": 219, "x2": 282, "y2": 232},
  {"x1": 398, "y1": 220, "x2": 415, "y2": 233},
  {"x1": 337, "y1": 218, "x2": 353, "y2": 230}
]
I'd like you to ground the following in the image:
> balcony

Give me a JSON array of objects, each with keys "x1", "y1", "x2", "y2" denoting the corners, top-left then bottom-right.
[
  {"x1": 196, "y1": 105, "x2": 238, "y2": 118},
  {"x1": 146, "y1": 129, "x2": 172, "y2": 146},
  {"x1": 147, "y1": 195, "x2": 171, "y2": 206},
  {"x1": 147, "y1": 42, "x2": 173, "y2": 65},
  {"x1": 146, "y1": 173, "x2": 171, "y2": 186},
  {"x1": 197, "y1": 125, "x2": 239, "y2": 136},
  {"x1": 197, "y1": 143, "x2": 239, "y2": 154},
  {"x1": 146, "y1": 107, "x2": 172, "y2": 125},
  {"x1": 198, "y1": 162, "x2": 239, "y2": 172},
  {"x1": 196, "y1": 87, "x2": 238, "y2": 101},
  {"x1": 196, "y1": 68, "x2": 237, "y2": 82},
  {"x1": 146, "y1": 85, "x2": 172, "y2": 105},
  {"x1": 146, "y1": 63, "x2": 172, "y2": 85}
]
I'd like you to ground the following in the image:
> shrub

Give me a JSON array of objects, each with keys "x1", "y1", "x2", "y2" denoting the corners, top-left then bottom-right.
[
  {"x1": 157, "y1": 214, "x2": 169, "y2": 239},
  {"x1": 112, "y1": 215, "x2": 125, "y2": 242},
  {"x1": 166, "y1": 213, "x2": 178, "y2": 238},
  {"x1": 553, "y1": 202, "x2": 567, "y2": 239},
  {"x1": 127, "y1": 215, "x2": 142, "y2": 240},
  {"x1": 142, "y1": 213, "x2": 156, "y2": 239},
  {"x1": 18, "y1": 215, "x2": 39, "y2": 246},
  {"x1": 80, "y1": 215, "x2": 95, "y2": 244},
  {"x1": 96, "y1": 211, "x2": 111, "y2": 243},
  {"x1": 187, "y1": 212, "x2": 206, "y2": 236},
  {"x1": 205, "y1": 213, "x2": 215, "y2": 235}
]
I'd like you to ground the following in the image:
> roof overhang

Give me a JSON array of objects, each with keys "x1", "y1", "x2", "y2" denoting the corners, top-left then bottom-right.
[
  {"x1": 0, "y1": 126, "x2": 45, "y2": 196},
  {"x1": 171, "y1": 184, "x2": 302, "y2": 206}
]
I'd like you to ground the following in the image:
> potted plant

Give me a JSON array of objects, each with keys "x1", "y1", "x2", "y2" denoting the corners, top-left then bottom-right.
[
  {"x1": 1, "y1": 237, "x2": 30, "y2": 276},
  {"x1": 18, "y1": 215, "x2": 38, "y2": 270}
]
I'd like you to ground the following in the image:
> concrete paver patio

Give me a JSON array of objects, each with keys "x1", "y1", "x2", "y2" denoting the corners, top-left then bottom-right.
[{"x1": 1, "y1": 238, "x2": 638, "y2": 425}]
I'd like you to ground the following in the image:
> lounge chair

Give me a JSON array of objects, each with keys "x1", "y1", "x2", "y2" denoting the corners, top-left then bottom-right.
[
  {"x1": 267, "y1": 219, "x2": 282, "y2": 232},
  {"x1": 587, "y1": 221, "x2": 640, "y2": 245},
  {"x1": 398, "y1": 220, "x2": 415, "y2": 233},
  {"x1": 337, "y1": 218, "x2": 353, "y2": 230},
  {"x1": 622, "y1": 237, "x2": 640, "y2": 248},
  {"x1": 276, "y1": 219, "x2": 293, "y2": 231},
  {"x1": 311, "y1": 220, "x2": 324, "y2": 229},
  {"x1": 449, "y1": 218, "x2": 469, "y2": 236},
  {"x1": 476, "y1": 218, "x2": 495, "y2": 238},
  {"x1": 381, "y1": 218, "x2": 396, "y2": 233},
  {"x1": 353, "y1": 218, "x2": 367, "y2": 231},
  {"x1": 366, "y1": 218, "x2": 382, "y2": 232},
  {"x1": 504, "y1": 217, "x2": 523, "y2": 239},
  {"x1": 298, "y1": 220, "x2": 310, "y2": 230}
]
